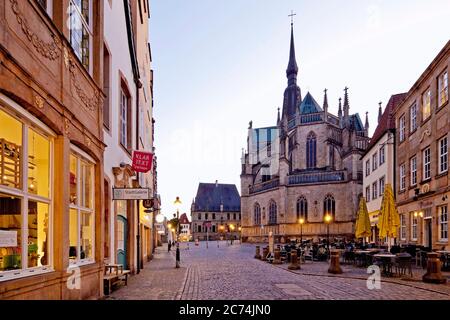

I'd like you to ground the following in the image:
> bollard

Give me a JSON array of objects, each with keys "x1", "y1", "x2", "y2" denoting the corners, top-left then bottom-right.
[
  {"x1": 254, "y1": 246, "x2": 262, "y2": 259},
  {"x1": 328, "y1": 250, "x2": 343, "y2": 274},
  {"x1": 262, "y1": 246, "x2": 269, "y2": 261},
  {"x1": 288, "y1": 250, "x2": 300, "y2": 270},
  {"x1": 423, "y1": 252, "x2": 447, "y2": 284},
  {"x1": 273, "y1": 247, "x2": 282, "y2": 264}
]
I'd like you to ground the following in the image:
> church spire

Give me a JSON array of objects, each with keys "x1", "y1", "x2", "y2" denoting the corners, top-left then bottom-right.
[
  {"x1": 338, "y1": 97, "x2": 343, "y2": 127},
  {"x1": 343, "y1": 87, "x2": 350, "y2": 127},
  {"x1": 378, "y1": 101, "x2": 383, "y2": 123},
  {"x1": 286, "y1": 21, "x2": 298, "y2": 86},
  {"x1": 365, "y1": 111, "x2": 369, "y2": 136}
]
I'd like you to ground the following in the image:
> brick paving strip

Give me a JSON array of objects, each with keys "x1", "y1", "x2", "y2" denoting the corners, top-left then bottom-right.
[{"x1": 105, "y1": 245, "x2": 188, "y2": 300}]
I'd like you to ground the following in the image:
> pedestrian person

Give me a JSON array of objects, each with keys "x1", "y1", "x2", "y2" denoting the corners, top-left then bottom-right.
[{"x1": 168, "y1": 242, "x2": 172, "y2": 252}]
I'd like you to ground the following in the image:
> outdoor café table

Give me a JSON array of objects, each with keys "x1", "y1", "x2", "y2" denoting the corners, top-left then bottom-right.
[
  {"x1": 436, "y1": 251, "x2": 450, "y2": 270},
  {"x1": 354, "y1": 250, "x2": 371, "y2": 267},
  {"x1": 373, "y1": 254, "x2": 396, "y2": 277}
]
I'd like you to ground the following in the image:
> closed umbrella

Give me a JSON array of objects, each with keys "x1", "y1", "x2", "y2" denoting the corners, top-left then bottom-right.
[
  {"x1": 355, "y1": 196, "x2": 371, "y2": 244},
  {"x1": 378, "y1": 184, "x2": 400, "y2": 251}
]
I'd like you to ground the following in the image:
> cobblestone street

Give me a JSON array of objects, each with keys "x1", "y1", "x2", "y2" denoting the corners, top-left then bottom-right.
[{"x1": 108, "y1": 242, "x2": 450, "y2": 300}]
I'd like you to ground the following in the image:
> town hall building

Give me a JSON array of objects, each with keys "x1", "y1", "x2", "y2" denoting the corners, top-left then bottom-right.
[{"x1": 240, "y1": 23, "x2": 371, "y2": 243}]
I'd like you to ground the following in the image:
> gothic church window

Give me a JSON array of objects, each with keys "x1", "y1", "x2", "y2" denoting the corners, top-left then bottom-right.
[
  {"x1": 296, "y1": 197, "x2": 308, "y2": 221},
  {"x1": 323, "y1": 194, "x2": 335, "y2": 220},
  {"x1": 306, "y1": 132, "x2": 317, "y2": 168},
  {"x1": 268, "y1": 201, "x2": 277, "y2": 225},
  {"x1": 254, "y1": 203, "x2": 261, "y2": 226}
]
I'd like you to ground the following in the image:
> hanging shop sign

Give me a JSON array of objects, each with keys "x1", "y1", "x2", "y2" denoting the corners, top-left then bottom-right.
[
  {"x1": 113, "y1": 188, "x2": 151, "y2": 200},
  {"x1": 132, "y1": 150, "x2": 154, "y2": 173}
]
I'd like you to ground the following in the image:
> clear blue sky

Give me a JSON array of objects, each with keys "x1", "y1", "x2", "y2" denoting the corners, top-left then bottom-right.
[{"x1": 150, "y1": 0, "x2": 450, "y2": 218}]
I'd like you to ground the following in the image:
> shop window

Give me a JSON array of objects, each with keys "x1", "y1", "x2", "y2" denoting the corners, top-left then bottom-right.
[
  {"x1": 439, "y1": 205, "x2": 448, "y2": 241},
  {"x1": 0, "y1": 108, "x2": 53, "y2": 281},
  {"x1": 68, "y1": 148, "x2": 95, "y2": 265}
]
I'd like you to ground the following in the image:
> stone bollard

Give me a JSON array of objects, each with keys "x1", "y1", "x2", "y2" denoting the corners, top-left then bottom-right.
[
  {"x1": 254, "y1": 246, "x2": 262, "y2": 259},
  {"x1": 262, "y1": 246, "x2": 269, "y2": 261},
  {"x1": 328, "y1": 250, "x2": 343, "y2": 274},
  {"x1": 288, "y1": 250, "x2": 300, "y2": 270},
  {"x1": 273, "y1": 247, "x2": 282, "y2": 264},
  {"x1": 423, "y1": 252, "x2": 447, "y2": 284}
]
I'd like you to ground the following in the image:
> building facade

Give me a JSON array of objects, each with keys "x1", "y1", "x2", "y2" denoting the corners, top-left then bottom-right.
[
  {"x1": 191, "y1": 182, "x2": 241, "y2": 241},
  {"x1": 362, "y1": 94, "x2": 407, "y2": 243},
  {"x1": 0, "y1": 0, "x2": 105, "y2": 299},
  {"x1": 179, "y1": 213, "x2": 191, "y2": 242},
  {"x1": 394, "y1": 40, "x2": 449, "y2": 251},
  {"x1": 240, "y1": 24, "x2": 370, "y2": 243}
]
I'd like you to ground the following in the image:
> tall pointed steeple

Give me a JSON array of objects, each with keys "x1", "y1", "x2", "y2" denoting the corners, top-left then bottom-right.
[
  {"x1": 338, "y1": 97, "x2": 343, "y2": 127},
  {"x1": 286, "y1": 23, "x2": 298, "y2": 86},
  {"x1": 343, "y1": 87, "x2": 350, "y2": 127},
  {"x1": 365, "y1": 111, "x2": 369, "y2": 136},
  {"x1": 378, "y1": 101, "x2": 383, "y2": 123}
]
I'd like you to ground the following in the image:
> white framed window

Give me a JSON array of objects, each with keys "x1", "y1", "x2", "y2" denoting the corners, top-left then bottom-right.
[
  {"x1": 411, "y1": 214, "x2": 418, "y2": 241},
  {"x1": 400, "y1": 214, "x2": 406, "y2": 240},
  {"x1": 37, "y1": 0, "x2": 53, "y2": 18},
  {"x1": 372, "y1": 182, "x2": 378, "y2": 200},
  {"x1": 410, "y1": 103, "x2": 417, "y2": 132},
  {"x1": 399, "y1": 115, "x2": 406, "y2": 142},
  {"x1": 439, "y1": 205, "x2": 448, "y2": 241},
  {"x1": 423, "y1": 147, "x2": 431, "y2": 180},
  {"x1": 410, "y1": 156, "x2": 417, "y2": 186},
  {"x1": 365, "y1": 186, "x2": 370, "y2": 202},
  {"x1": 438, "y1": 136, "x2": 448, "y2": 174},
  {"x1": 69, "y1": 146, "x2": 95, "y2": 266},
  {"x1": 400, "y1": 163, "x2": 406, "y2": 191},
  {"x1": 379, "y1": 176, "x2": 385, "y2": 196},
  {"x1": 422, "y1": 89, "x2": 431, "y2": 121},
  {"x1": 379, "y1": 146, "x2": 385, "y2": 165},
  {"x1": 438, "y1": 70, "x2": 448, "y2": 107},
  {"x1": 69, "y1": 0, "x2": 93, "y2": 73},
  {"x1": 0, "y1": 104, "x2": 54, "y2": 282},
  {"x1": 365, "y1": 159, "x2": 370, "y2": 177},
  {"x1": 372, "y1": 152, "x2": 378, "y2": 171}
]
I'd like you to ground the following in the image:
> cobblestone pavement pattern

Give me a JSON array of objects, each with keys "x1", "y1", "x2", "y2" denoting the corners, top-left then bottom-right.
[{"x1": 108, "y1": 242, "x2": 450, "y2": 300}]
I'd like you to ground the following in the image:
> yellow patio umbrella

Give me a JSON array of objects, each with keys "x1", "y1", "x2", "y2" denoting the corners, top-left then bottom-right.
[
  {"x1": 377, "y1": 184, "x2": 400, "y2": 251},
  {"x1": 355, "y1": 196, "x2": 371, "y2": 243}
]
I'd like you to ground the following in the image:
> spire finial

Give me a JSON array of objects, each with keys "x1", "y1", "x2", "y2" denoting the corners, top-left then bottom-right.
[
  {"x1": 378, "y1": 101, "x2": 383, "y2": 123},
  {"x1": 277, "y1": 107, "x2": 281, "y2": 124},
  {"x1": 288, "y1": 10, "x2": 297, "y2": 25},
  {"x1": 323, "y1": 88, "x2": 328, "y2": 111}
]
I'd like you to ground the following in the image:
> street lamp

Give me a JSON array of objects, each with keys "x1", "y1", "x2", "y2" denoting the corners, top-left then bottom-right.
[
  {"x1": 238, "y1": 226, "x2": 242, "y2": 243},
  {"x1": 324, "y1": 213, "x2": 332, "y2": 258},
  {"x1": 299, "y1": 218, "x2": 305, "y2": 244},
  {"x1": 174, "y1": 196, "x2": 182, "y2": 268}
]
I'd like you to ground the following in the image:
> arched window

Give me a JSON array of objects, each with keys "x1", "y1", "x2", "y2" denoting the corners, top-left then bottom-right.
[
  {"x1": 254, "y1": 203, "x2": 261, "y2": 226},
  {"x1": 296, "y1": 196, "x2": 308, "y2": 221},
  {"x1": 306, "y1": 132, "x2": 317, "y2": 168},
  {"x1": 323, "y1": 194, "x2": 336, "y2": 220},
  {"x1": 268, "y1": 201, "x2": 277, "y2": 225}
]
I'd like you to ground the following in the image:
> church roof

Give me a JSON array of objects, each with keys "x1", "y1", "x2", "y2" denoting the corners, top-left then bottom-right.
[
  {"x1": 193, "y1": 183, "x2": 241, "y2": 212},
  {"x1": 349, "y1": 114, "x2": 364, "y2": 131},
  {"x1": 367, "y1": 93, "x2": 408, "y2": 151},
  {"x1": 299, "y1": 92, "x2": 323, "y2": 114}
]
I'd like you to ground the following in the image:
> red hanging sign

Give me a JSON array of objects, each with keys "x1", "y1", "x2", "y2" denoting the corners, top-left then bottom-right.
[{"x1": 132, "y1": 151, "x2": 154, "y2": 173}]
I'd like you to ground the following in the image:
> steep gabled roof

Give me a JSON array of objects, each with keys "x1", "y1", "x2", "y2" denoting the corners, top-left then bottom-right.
[
  {"x1": 179, "y1": 213, "x2": 190, "y2": 224},
  {"x1": 193, "y1": 183, "x2": 241, "y2": 212},
  {"x1": 367, "y1": 93, "x2": 408, "y2": 150},
  {"x1": 299, "y1": 92, "x2": 323, "y2": 114}
]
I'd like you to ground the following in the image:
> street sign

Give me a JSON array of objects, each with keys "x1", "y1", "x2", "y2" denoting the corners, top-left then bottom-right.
[
  {"x1": 113, "y1": 188, "x2": 151, "y2": 200},
  {"x1": 143, "y1": 198, "x2": 154, "y2": 208},
  {"x1": 132, "y1": 151, "x2": 153, "y2": 173}
]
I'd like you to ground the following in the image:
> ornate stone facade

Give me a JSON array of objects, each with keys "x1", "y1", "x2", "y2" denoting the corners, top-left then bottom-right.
[{"x1": 240, "y1": 24, "x2": 370, "y2": 243}]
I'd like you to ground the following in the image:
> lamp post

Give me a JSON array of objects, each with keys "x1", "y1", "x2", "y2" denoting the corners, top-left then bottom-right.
[
  {"x1": 324, "y1": 214, "x2": 332, "y2": 259},
  {"x1": 230, "y1": 224, "x2": 235, "y2": 245},
  {"x1": 174, "y1": 196, "x2": 182, "y2": 268},
  {"x1": 299, "y1": 218, "x2": 305, "y2": 244},
  {"x1": 238, "y1": 226, "x2": 242, "y2": 244}
]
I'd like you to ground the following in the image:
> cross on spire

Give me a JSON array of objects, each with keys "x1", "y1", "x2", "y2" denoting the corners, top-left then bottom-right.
[{"x1": 288, "y1": 10, "x2": 296, "y2": 25}]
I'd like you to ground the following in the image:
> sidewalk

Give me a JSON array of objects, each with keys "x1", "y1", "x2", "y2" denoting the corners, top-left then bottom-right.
[{"x1": 105, "y1": 244, "x2": 187, "y2": 300}]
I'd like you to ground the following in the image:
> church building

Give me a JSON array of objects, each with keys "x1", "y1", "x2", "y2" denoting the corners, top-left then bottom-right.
[{"x1": 240, "y1": 23, "x2": 371, "y2": 243}]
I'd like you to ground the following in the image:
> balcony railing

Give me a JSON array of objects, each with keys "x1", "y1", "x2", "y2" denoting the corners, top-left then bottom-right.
[
  {"x1": 300, "y1": 113, "x2": 323, "y2": 124},
  {"x1": 249, "y1": 178, "x2": 280, "y2": 194},
  {"x1": 288, "y1": 170, "x2": 346, "y2": 185}
]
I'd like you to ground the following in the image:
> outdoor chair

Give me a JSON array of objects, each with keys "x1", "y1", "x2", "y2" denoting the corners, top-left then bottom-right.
[
  {"x1": 343, "y1": 251, "x2": 355, "y2": 265},
  {"x1": 394, "y1": 254, "x2": 413, "y2": 277}
]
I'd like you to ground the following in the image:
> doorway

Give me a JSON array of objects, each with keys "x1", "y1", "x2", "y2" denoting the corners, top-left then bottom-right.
[
  {"x1": 424, "y1": 218, "x2": 432, "y2": 250},
  {"x1": 117, "y1": 215, "x2": 128, "y2": 268}
]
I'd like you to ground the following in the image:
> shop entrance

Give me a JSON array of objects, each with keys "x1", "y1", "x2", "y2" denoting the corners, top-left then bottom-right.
[
  {"x1": 424, "y1": 218, "x2": 432, "y2": 250},
  {"x1": 117, "y1": 215, "x2": 128, "y2": 268}
]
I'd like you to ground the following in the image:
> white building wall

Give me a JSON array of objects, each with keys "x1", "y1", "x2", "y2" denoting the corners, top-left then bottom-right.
[{"x1": 103, "y1": 0, "x2": 137, "y2": 264}]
